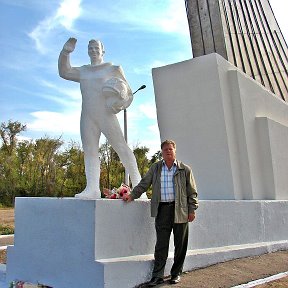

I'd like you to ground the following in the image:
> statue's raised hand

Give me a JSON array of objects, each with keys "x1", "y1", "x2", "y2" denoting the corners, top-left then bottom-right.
[{"x1": 62, "y1": 37, "x2": 77, "y2": 54}]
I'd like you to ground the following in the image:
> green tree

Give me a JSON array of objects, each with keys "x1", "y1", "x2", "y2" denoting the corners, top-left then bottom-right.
[
  {"x1": 0, "y1": 120, "x2": 27, "y2": 206},
  {"x1": 57, "y1": 141, "x2": 86, "y2": 197},
  {"x1": 150, "y1": 150, "x2": 162, "y2": 164},
  {"x1": 0, "y1": 120, "x2": 26, "y2": 155},
  {"x1": 133, "y1": 146, "x2": 150, "y2": 177},
  {"x1": 16, "y1": 139, "x2": 35, "y2": 197},
  {"x1": 99, "y1": 140, "x2": 124, "y2": 190},
  {"x1": 0, "y1": 120, "x2": 85, "y2": 205}
]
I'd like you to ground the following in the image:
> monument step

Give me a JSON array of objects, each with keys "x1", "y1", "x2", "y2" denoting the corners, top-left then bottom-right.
[
  {"x1": 96, "y1": 241, "x2": 288, "y2": 288},
  {"x1": 0, "y1": 235, "x2": 14, "y2": 246},
  {"x1": 97, "y1": 240, "x2": 288, "y2": 264}
]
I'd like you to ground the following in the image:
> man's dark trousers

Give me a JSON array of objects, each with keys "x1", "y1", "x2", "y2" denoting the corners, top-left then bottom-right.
[{"x1": 152, "y1": 202, "x2": 189, "y2": 278}]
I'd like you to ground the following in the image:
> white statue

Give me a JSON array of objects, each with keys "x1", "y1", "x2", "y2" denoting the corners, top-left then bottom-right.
[{"x1": 58, "y1": 37, "x2": 145, "y2": 199}]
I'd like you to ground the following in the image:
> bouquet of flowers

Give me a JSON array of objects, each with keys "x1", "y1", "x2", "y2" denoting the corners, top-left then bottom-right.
[
  {"x1": 10, "y1": 281, "x2": 52, "y2": 288},
  {"x1": 103, "y1": 183, "x2": 131, "y2": 199}
]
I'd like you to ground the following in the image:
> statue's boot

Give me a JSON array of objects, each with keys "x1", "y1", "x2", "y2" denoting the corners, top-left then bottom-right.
[{"x1": 75, "y1": 189, "x2": 101, "y2": 200}]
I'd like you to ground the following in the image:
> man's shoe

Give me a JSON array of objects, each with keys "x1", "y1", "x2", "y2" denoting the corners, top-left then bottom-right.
[
  {"x1": 147, "y1": 277, "x2": 164, "y2": 287},
  {"x1": 169, "y1": 275, "x2": 180, "y2": 284}
]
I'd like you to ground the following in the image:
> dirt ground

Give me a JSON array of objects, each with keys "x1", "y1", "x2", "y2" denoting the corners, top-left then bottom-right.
[
  {"x1": 1, "y1": 208, "x2": 288, "y2": 288},
  {"x1": 0, "y1": 208, "x2": 14, "y2": 264},
  {"x1": 141, "y1": 250, "x2": 288, "y2": 288},
  {"x1": 0, "y1": 208, "x2": 14, "y2": 228},
  {"x1": 0, "y1": 249, "x2": 6, "y2": 264}
]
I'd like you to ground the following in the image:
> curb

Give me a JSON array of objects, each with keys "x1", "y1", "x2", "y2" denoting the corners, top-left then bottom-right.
[{"x1": 232, "y1": 271, "x2": 288, "y2": 287}]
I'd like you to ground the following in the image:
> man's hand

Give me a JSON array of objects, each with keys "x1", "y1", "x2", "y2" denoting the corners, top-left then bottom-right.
[
  {"x1": 122, "y1": 194, "x2": 133, "y2": 203},
  {"x1": 188, "y1": 212, "x2": 196, "y2": 222},
  {"x1": 62, "y1": 37, "x2": 77, "y2": 54}
]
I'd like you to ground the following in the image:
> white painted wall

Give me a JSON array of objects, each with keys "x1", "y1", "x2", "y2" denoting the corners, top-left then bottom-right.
[
  {"x1": 6, "y1": 198, "x2": 103, "y2": 288},
  {"x1": 5, "y1": 198, "x2": 288, "y2": 288},
  {"x1": 256, "y1": 117, "x2": 288, "y2": 199},
  {"x1": 152, "y1": 53, "x2": 288, "y2": 200}
]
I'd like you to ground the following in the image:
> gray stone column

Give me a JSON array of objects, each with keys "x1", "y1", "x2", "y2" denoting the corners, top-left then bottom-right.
[{"x1": 185, "y1": 0, "x2": 288, "y2": 102}]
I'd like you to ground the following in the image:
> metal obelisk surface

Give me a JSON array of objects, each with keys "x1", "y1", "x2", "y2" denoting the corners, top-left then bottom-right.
[{"x1": 185, "y1": 0, "x2": 288, "y2": 101}]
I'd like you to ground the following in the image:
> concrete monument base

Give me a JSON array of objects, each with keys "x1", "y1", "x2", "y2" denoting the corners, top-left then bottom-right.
[{"x1": 4, "y1": 198, "x2": 288, "y2": 288}]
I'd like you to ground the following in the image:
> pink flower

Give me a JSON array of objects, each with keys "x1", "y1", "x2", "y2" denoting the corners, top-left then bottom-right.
[
  {"x1": 103, "y1": 188, "x2": 111, "y2": 197},
  {"x1": 16, "y1": 282, "x2": 24, "y2": 288},
  {"x1": 104, "y1": 183, "x2": 131, "y2": 199},
  {"x1": 118, "y1": 185, "x2": 130, "y2": 198}
]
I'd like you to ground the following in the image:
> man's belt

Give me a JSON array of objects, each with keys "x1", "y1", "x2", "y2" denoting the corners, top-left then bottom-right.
[{"x1": 159, "y1": 201, "x2": 175, "y2": 206}]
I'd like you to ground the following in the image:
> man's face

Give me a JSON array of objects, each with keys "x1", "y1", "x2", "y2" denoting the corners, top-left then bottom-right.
[
  {"x1": 88, "y1": 42, "x2": 103, "y2": 60},
  {"x1": 162, "y1": 143, "x2": 176, "y2": 163}
]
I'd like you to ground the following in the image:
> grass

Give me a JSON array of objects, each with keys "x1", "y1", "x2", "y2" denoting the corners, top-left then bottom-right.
[{"x1": 0, "y1": 224, "x2": 14, "y2": 235}]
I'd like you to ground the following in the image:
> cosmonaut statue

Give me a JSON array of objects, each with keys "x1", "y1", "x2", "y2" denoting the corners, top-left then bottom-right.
[{"x1": 58, "y1": 38, "x2": 146, "y2": 199}]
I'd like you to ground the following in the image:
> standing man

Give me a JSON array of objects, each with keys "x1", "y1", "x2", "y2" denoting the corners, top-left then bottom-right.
[
  {"x1": 58, "y1": 37, "x2": 143, "y2": 199},
  {"x1": 123, "y1": 140, "x2": 198, "y2": 286}
]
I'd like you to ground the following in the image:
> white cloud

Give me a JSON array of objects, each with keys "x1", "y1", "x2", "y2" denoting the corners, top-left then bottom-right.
[
  {"x1": 40, "y1": 93, "x2": 81, "y2": 109},
  {"x1": 28, "y1": 110, "x2": 80, "y2": 135},
  {"x1": 155, "y1": 0, "x2": 190, "y2": 36},
  {"x1": 148, "y1": 124, "x2": 159, "y2": 134},
  {"x1": 39, "y1": 79, "x2": 81, "y2": 101},
  {"x1": 133, "y1": 60, "x2": 168, "y2": 75},
  {"x1": 56, "y1": 0, "x2": 82, "y2": 29},
  {"x1": 150, "y1": 60, "x2": 170, "y2": 69},
  {"x1": 84, "y1": 0, "x2": 189, "y2": 36},
  {"x1": 36, "y1": 79, "x2": 82, "y2": 110},
  {"x1": 29, "y1": 0, "x2": 82, "y2": 54},
  {"x1": 138, "y1": 137, "x2": 161, "y2": 158},
  {"x1": 138, "y1": 103, "x2": 157, "y2": 120}
]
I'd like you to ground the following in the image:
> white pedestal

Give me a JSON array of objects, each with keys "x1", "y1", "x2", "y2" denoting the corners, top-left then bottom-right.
[
  {"x1": 5, "y1": 198, "x2": 288, "y2": 288},
  {"x1": 152, "y1": 53, "x2": 288, "y2": 200}
]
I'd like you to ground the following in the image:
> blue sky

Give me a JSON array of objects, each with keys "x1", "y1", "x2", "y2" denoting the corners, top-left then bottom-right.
[{"x1": 0, "y1": 0, "x2": 287, "y2": 156}]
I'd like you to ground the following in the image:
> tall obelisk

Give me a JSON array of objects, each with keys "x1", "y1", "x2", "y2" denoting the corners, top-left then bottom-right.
[{"x1": 185, "y1": 0, "x2": 288, "y2": 101}]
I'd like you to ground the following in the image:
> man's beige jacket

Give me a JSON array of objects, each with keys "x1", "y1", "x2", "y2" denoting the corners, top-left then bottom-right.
[{"x1": 131, "y1": 160, "x2": 198, "y2": 223}]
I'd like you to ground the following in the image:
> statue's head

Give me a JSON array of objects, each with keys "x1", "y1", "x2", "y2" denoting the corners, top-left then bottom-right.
[{"x1": 88, "y1": 40, "x2": 105, "y2": 61}]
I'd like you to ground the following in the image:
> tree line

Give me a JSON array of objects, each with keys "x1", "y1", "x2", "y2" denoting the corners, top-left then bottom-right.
[{"x1": 0, "y1": 120, "x2": 162, "y2": 207}]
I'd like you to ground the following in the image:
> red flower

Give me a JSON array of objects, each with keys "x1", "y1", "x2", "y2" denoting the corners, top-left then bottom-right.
[{"x1": 104, "y1": 183, "x2": 131, "y2": 199}]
